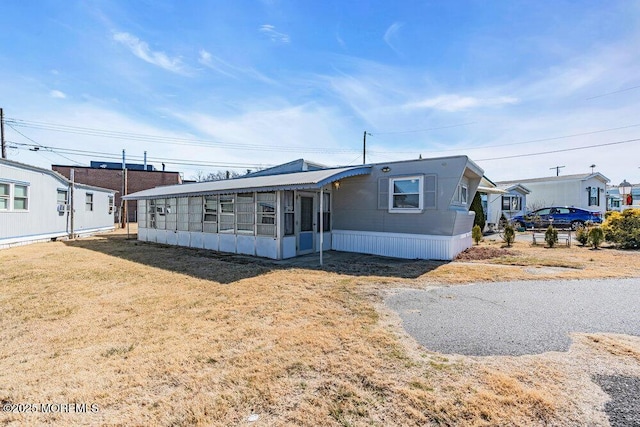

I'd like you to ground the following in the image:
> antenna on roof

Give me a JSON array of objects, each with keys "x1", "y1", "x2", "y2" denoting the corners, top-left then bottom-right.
[
  {"x1": 550, "y1": 165, "x2": 565, "y2": 176},
  {"x1": 590, "y1": 164, "x2": 596, "y2": 174}
]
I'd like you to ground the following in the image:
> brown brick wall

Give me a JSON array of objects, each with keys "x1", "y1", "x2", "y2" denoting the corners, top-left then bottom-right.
[{"x1": 52, "y1": 166, "x2": 182, "y2": 222}]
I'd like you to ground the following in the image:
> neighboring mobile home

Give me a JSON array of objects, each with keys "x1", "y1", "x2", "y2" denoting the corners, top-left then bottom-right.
[
  {"x1": 123, "y1": 156, "x2": 483, "y2": 261},
  {"x1": 0, "y1": 159, "x2": 116, "y2": 249},
  {"x1": 495, "y1": 173, "x2": 609, "y2": 214},
  {"x1": 485, "y1": 183, "x2": 531, "y2": 227}
]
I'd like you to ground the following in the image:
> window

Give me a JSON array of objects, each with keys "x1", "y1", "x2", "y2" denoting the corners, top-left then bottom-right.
[
  {"x1": 317, "y1": 192, "x2": 331, "y2": 232},
  {"x1": 0, "y1": 183, "x2": 8, "y2": 210},
  {"x1": 257, "y1": 192, "x2": 276, "y2": 236},
  {"x1": 236, "y1": 193, "x2": 255, "y2": 234},
  {"x1": 588, "y1": 187, "x2": 600, "y2": 206},
  {"x1": 501, "y1": 195, "x2": 521, "y2": 211},
  {"x1": 454, "y1": 184, "x2": 468, "y2": 205},
  {"x1": 284, "y1": 191, "x2": 294, "y2": 235},
  {"x1": 85, "y1": 193, "x2": 93, "y2": 211},
  {"x1": 389, "y1": 176, "x2": 423, "y2": 212},
  {"x1": 108, "y1": 195, "x2": 114, "y2": 214},
  {"x1": 14, "y1": 185, "x2": 29, "y2": 210}
]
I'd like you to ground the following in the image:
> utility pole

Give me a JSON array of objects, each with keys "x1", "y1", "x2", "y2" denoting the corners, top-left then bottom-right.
[
  {"x1": 550, "y1": 165, "x2": 565, "y2": 176},
  {"x1": 1, "y1": 108, "x2": 6, "y2": 159},
  {"x1": 363, "y1": 131, "x2": 371, "y2": 165}
]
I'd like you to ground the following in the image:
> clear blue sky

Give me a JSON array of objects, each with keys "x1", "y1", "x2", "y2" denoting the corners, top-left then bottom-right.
[{"x1": 1, "y1": 0, "x2": 639, "y2": 184}]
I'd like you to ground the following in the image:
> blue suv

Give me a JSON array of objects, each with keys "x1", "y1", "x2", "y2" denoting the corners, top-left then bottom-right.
[{"x1": 511, "y1": 207, "x2": 603, "y2": 230}]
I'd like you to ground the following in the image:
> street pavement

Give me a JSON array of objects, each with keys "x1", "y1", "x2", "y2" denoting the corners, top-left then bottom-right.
[{"x1": 385, "y1": 278, "x2": 640, "y2": 357}]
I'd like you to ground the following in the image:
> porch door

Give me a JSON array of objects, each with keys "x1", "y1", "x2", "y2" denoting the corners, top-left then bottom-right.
[{"x1": 297, "y1": 194, "x2": 315, "y2": 254}]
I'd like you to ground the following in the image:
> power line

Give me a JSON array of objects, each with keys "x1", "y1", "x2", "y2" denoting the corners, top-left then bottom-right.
[
  {"x1": 6, "y1": 117, "x2": 360, "y2": 154},
  {"x1": 7, "y1": 123, "x2": 82, "y2": 164},
  {"x1": 475, "y1": 137, "x2": 640, "y2": 162},
  {"x1": 586, "y1": 85, "x2": 640, "y2": 100},
  {"x1": 369, "y1": 123, "x2": 640, "y2": 154}
]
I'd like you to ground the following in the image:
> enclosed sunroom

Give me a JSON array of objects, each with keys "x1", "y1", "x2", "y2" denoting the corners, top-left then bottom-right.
[{"x1": 124, "y1": 166, "x2": 372, "y2": 259}]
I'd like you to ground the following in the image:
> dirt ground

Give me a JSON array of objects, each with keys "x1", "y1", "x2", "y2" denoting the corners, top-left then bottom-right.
[{"x1": 0, "y1": 226, "x2": 638, "y2": 426}]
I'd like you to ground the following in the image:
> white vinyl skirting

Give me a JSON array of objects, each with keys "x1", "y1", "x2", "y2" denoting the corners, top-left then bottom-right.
[{"x1": 331, "y1": 229, "x2": 471, "y2": 260}]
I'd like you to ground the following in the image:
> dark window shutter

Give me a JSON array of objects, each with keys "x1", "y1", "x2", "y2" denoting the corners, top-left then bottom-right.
[{"x1": 378, "y1": 178, "x2": 389, "y2": 209}]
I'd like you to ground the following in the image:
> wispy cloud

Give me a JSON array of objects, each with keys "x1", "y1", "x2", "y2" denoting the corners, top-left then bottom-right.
[
  {"x1": 49, "y1": 90, "x2": 66, "y2": 99},
  {"x1": 199, "y1": 49, "x2": 278, "y2": 85},
  {"x1": 406, "y1": 94, "x2": 519, "y2": 112},
  {"x1": 383, "y1": 22, "x2": 404, "y2": 55},
  {"x1": 113, "y1": 31, "x2": 187, "y2": 75},
  {"x1": 259, "y1": 25, "x2": 290, "y2": 43}
]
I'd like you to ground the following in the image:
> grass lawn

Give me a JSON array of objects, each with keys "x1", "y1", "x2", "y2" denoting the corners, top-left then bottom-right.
[{"x1": 1, "y1": 227, "x2": 639, "y2": 426}]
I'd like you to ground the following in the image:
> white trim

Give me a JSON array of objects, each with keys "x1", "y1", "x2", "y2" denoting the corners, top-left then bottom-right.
[
  {"x1": 331, "y1": 229, "x2": 471, "y2": 260},
  {"x1": 388, "y1": 175, "x2": 424, "y2": 213}
]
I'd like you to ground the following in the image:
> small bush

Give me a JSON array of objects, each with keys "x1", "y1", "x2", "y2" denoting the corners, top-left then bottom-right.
[
  {"x1": 588, "y1": 227, "x2": 604, "y2": 249},
  {"x1": 503, "y1": 224, "x2": 515, "y2": 247},
  {"x1": 603, "y1": 209, "x2": 640, "y2": 249},
  {"x1": 575, "y1": 225, "x2": 589, "y2": 246},
  {"x1": 472, "y1": 224, "x2": 482, "y2": 245},
  {"x1": 545, "y1": 225, "x2": 558, "y2": 248}
]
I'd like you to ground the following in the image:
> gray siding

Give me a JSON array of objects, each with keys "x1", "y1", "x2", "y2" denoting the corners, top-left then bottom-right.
[
  {"x1": 1, "y1": 161, "x2": 115, "y2": 246},
  {"x1": 333, "y1": 156, "x2": 481, "y2": 236}
]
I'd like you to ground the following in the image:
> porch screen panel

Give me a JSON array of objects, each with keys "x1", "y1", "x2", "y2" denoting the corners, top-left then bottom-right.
[
  {"x1": 189, "y1": 196, "x2": 203, "y2": 232},
  {"x1": 257, "y1": 192, "x2": 276, "y2": 236},
  {"x1": 177, "y1": 197, "x2": 189, "y2": 231},
  {"x1": 165, "y1": 198, "x2": 177, "y2": 231},
  {"x1": 155, "y1": 199, "x2": 166, "y2": 229},
  {"x1": 203, "y1": 195, "x2": 218, "y2": 233},
  {"x1": 219, "y1": 195, "x2": 235, "y2": 233},
  {"x1": 148, "y1": 200, "x2": 157, "y2": 229},
  {"x1": 236, "y1": 193, "x2": 255, "y2": 234},
  {"x1": 138, "y1": 200, "x2": 147, "y2": 228},
  {"x1": 284, "y1": 191, "x2": 294, "y2": 235}
]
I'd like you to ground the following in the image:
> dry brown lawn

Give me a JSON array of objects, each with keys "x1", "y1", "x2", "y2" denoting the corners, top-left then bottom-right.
[{"x1": 1, "y1": 227, "x2": 639, "y2": 426}]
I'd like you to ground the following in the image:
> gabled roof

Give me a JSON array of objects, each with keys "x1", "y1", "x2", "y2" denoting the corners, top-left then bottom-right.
[
  {"x1": 496, "y1": 172, "x2": 610, "y2": 185},
  {"x1": 123, "y1": 165, "x2": 372, "y2": 200},
  {"x1": 0, "y1": 158, "x2": 116, "y2": 193},
  {"x1": 497, "y1": 183, "x2": 531, "y2": 194},
  {"x1": 478, "y1": 176, "x2": 507, "y2": 194},
  {"x1": 245, "y1": 158, "x2": 327, "y2": 177}
]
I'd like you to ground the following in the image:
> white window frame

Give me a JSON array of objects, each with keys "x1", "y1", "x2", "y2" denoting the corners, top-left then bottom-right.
[
  {"x1": 13, "y1": 184, "x2": 29, "y2": 211},
  {"x1": 85, "y1": 193, "x2": 94, "y2": 211},
  {"x1": 501, "y1": 195, "x2": 521, "y2": 212},
  {"x1": 0, "y1": 182, "x2": 9, "y2": 210},
  {"x1": 388, "y1": 175, "x2": 424, "y2": 213}
]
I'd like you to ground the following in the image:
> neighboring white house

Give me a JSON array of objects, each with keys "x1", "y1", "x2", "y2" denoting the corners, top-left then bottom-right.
[
  {"x1": 123, "y1": 156, "x2": 484, "y2": 261},
  {"x1": 485, "y1": 183, "x2": 531, "y2": 227},
  {"x1": 495, "y1": 173, "x2": 609, "y2": 214},
  {"x1": 0, "y1": 158, "x2": 116, "y2": 249}
]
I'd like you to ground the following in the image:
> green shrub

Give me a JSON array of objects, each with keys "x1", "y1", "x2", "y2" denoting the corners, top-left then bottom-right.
[
  {"x1": 575, "y1": 225, "x2": 589, "y2": 246},
  {"x1": 502, "y1": 224, "x2": 515, "y2": 247},
  {"x1": 472, "y1": 224, "x2": 482, "y2": 245},
  {"x1": 545, "y1": 225, "x2": 558, "y2": 248},
  {"x1": 588, "y1": 226, "x2": 604, "y2": 249},
  {"x1": 470, "y1": 192, "x2": 486, "y2": 230},
  {"x1": 603, "y1": 209, "x2": 640, "y2": 249}
]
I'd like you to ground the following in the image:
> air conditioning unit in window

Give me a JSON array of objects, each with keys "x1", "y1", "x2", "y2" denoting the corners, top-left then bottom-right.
[{"x1": 57, "y1": 204, "x2": 67, "y2": 212}]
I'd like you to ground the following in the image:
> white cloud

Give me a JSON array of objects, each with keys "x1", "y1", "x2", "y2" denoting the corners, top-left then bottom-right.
[
  {"x1": 383, "y1": 22, "x2": 404, "y2": 54},
  {"x1": 49, "y1": 90, "x2": 66, "y2": 99},
  {"x1": 405, "y1": 94, "x2": 519, "y2": 112},
  {"x1": 259, "y1": 25, "x2": 290, "y2": 43},
  {"x1": 113, "y1": 31, "x2": 187, "y2": 75},
  {"x1": 198, "y1": 48, "x2": 278, "y2": 85}
]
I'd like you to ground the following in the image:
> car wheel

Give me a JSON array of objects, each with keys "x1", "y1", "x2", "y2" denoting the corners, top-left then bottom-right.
[{"x1": 571, "y1": 221, "x2": 584, "y2": 231}]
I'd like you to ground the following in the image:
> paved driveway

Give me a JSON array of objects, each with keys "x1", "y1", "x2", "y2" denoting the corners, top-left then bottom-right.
[{"x1": 385, "y1": 278, "x2": 640, "y2": 356}]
